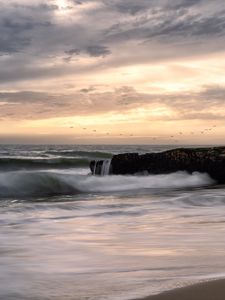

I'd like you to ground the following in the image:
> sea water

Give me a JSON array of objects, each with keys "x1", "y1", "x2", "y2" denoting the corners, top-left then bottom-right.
[{"x1": 0, "y1": 144, "x2": 225, "y2": 300}]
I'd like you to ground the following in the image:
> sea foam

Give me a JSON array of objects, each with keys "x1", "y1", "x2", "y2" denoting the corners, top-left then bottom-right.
[{"x1": 0, "y1": 170, "x2": 213, "y2": 198}]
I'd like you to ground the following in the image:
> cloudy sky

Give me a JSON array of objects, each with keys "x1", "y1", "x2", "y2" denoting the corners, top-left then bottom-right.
[{"x1": 0, "y1": 0, "x2": 225, "y2": 144}]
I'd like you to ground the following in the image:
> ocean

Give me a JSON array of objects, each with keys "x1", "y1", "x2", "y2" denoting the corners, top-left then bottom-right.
[{"x1": 0, "y1": 144, "x2": 225, "y2": 300}]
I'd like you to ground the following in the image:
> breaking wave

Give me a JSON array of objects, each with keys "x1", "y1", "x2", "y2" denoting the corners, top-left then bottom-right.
[
  {"x1": 0, "y1": 150, "x2": 113, "y2": 171},
  {"x1": 0, "y1": 171, "x2": 213, "y2": 198},
  {"x1": 0, "y1": 157, "x2": 90, "y2": 170}
]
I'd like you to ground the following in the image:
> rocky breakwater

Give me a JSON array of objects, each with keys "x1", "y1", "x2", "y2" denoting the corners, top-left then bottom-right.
[{"x1": 90, "y1": 147, "x2": 225, "y2": 183}]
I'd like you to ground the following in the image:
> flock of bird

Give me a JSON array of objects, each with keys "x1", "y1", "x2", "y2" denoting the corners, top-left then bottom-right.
[
  {"x1": 166, "y1": 125, "x2": 218, "y2": 142},
  {"x1": 67, "y1": 124, "x2": 218, "y2": 142}
]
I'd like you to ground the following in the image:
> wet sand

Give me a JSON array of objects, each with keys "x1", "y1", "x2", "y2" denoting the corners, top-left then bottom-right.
[{"x1": 136, "y1": 279, "x2": 225, "y2": 300}]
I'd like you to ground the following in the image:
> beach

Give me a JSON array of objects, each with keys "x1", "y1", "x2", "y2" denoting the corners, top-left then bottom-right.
[{"x1": 137, "y1": 279, "x2": 225, "y2": 300}]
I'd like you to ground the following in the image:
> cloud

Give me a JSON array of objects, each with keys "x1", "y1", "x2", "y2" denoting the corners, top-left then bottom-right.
[
  {"x1": 0, "y1": 0, "x2": 224, "y2": 87},
  {"x1": 0, "y1": 2, "x2": 54, "y2": 55},
  {"x1": 79, "y1": 86, "x2": 96, "y2": 93},
  {"x1": 0, "y1": 85, "x2": 225, "y2": 122},
  {"x1": 105, "y1": 7, "x2": 225, "y2": 45},
  {"x1": 104, "y1": 0, "x2": 202, "y2": 15},
  {"x1": 12, "y1": 3, "x2": 59, "y2": 11},
  {"x1": 85, "y1": 45, "x2": 111, "y2": 57},
  {"x1": 65, "y1": 45, "x2": 111, "y2": 58},
  {"x1": 107, "y1": 1, "x2": 151, "y2": 15},
  {"x1": 167, "y1": 0, "x2": 202, "y2": 9},
  {"x1": 0, "y1": 91, "x2": 52, "y2": 103}
]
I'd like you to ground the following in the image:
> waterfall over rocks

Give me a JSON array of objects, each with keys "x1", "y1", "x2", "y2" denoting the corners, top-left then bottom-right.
[
  {"x1": 93, "y1": 161, "x2": 97, "y2": 175},
  {"x1": 91, "y1": 159, "x2": 111, "y2": 176},
  {"x1": 101, "y1": 159, "x2": 111, "y2": 176}
]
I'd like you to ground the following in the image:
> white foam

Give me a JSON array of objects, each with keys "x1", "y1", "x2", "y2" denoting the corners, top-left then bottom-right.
[
  {"x1": 73, "y1": 171, "x2": 213, "y2": 193},
  {"x1": 0, "y1": 170, "x2": 213, "y2": 198}
]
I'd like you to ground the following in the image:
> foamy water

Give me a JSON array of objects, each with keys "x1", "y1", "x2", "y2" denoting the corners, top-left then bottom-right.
[
  {"x1": 0, "y1": 145, "x2": 225, "y2": 300},
  {"x1": 0, "y1": 170, "x2": 213, "y2": 197}
]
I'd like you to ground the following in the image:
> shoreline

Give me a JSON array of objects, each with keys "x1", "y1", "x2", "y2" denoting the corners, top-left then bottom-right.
[{"x1": 135, "y1": 278, "x2": 225, "y2": 300}]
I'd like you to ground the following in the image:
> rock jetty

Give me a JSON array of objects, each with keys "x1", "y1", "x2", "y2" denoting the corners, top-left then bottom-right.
[{"x1": 90, "y1": 147, "x2": 225, "y2": 183}]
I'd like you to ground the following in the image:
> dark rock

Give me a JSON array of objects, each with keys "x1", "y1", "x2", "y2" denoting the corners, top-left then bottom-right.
[
  {"x1": 110, "y1": 153, "x2": 139, "y2": 175},
  {"x1": 90, "y1": 147, "x2": 225, "y2": 183}
]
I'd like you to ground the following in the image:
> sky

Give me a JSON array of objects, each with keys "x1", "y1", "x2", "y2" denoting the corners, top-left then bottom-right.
[{"x1": 0, "y1": 0, "x2": 225, "y2": 144}]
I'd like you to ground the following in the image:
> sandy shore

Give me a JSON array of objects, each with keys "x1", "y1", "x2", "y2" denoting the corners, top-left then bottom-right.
[{"x1": 136, "y1": 279, "x2": 225, "y2": 300}]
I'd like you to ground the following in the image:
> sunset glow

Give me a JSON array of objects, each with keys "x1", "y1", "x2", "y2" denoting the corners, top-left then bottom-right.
[{"x1": 1, "y1": 0, "x2": 225, "y2": 144}]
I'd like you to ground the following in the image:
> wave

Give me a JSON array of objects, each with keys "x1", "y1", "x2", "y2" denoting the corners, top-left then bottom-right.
[
  {"x1": 0, "y1": 171, "x2": 213, "y2": 198},
  {"x1": 0, "y1": 157, "x2": 90, "y2": 170},
  {"x1": 45, "y1": 150, "x2": 112, "y2": 159},
  {"x1": 0, "y1": 150, "x2": 113, "y2": 170}
]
